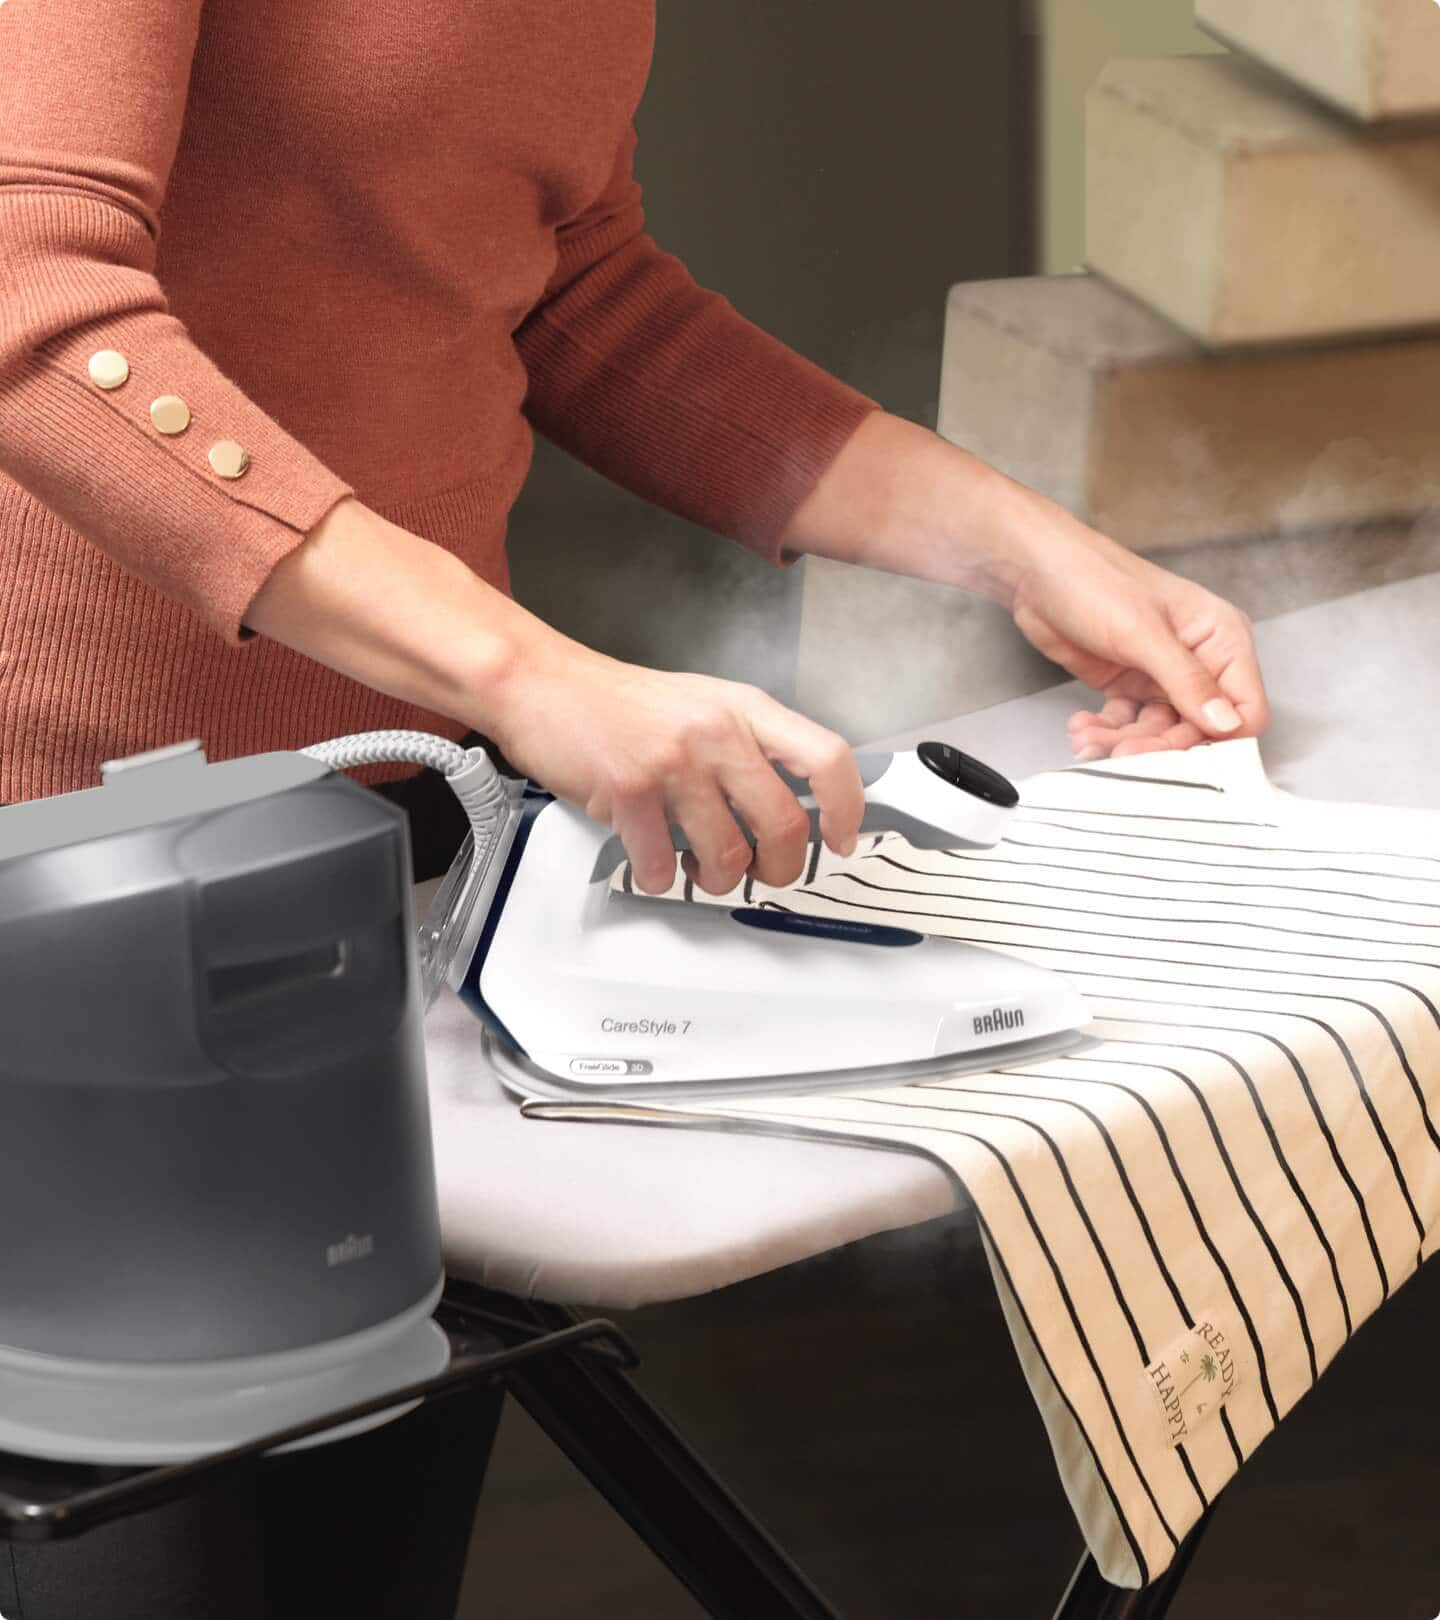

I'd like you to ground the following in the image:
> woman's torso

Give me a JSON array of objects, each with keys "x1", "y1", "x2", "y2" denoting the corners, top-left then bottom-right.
[{"x1": 0, "y1": 0, "x2": 654, "y2": 800}]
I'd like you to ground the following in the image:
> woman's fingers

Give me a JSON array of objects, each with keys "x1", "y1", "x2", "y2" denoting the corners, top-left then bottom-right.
[
  {"x1": 1072, "y1": 706, "x2": 1202, "y2": 760},
  {"x1": 1109, "y1": 734, "x2": 1180, "y2": 758},
  {"x1": 1070, "y1": 697, "x2": 1156, "y2": 758},
  {"x1": 1133, "y1": 701, "x2": 1180, "y2": 736},
  {"x1": 1208, "y1": 619, "x2": 1271, "y2": 736},
  {"x1": 1161, "y1": 718, "x2": 1205, "y2": 751},
  {"x1": 1099, "y1": 696, "x2": 1144, "y2": 728},
  {"x1": 1105, "y1": 610, "x2": 1258, "y2": 742},
  {"x1": 668, "y1": 781, "x2": 756, "y2": 895},
  {"x1": 613, "y1": 791, "x2": 683, "y2": 896},
  {"x1": 747, "y1": 696, "x2": 864, "y2": 858},
  {"x1": 566, "y1": 674, "x2": 868, "y2": 895},
  {"x1": 1068, "y1": 695, "x2": 1146, "y2": 746},
  {"x1": 718, "y1": 758, "x2": 814, "y2": 888},
  {"x1": 1102, "y1": 668, "x2": 1170, "y2": 707}
]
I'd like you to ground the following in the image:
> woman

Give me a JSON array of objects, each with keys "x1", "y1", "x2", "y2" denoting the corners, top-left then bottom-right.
[{"x1": 0, "y1": 1, "x2": 1269, "y2": 1613}]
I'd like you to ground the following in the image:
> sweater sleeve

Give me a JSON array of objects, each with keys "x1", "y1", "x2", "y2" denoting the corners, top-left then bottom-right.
[
  {"x1": 514, "y1": 128, "x2": 881, "y2": 565},
  {"x1": 0, "y1": 0, "x2": 355, "y2": 646}
]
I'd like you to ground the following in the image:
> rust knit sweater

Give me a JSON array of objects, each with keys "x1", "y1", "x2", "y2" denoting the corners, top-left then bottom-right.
[{"x1": 0, "y1": 0, "x2": 877, "y2": 803}]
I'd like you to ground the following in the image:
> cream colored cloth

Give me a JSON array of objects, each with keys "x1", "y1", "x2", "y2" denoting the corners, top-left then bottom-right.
[{"x1": 525, "y1": 740, "x2": 1440, "y2": 1587}]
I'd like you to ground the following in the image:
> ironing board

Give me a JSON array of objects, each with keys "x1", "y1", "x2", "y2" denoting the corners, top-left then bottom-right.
[
  {"x1": 426, "y1": 566, "x2": 1440, "y2": 1618},
  {"x1": 428, "y1": 566, "x2": 1437, "y2": 1308}
]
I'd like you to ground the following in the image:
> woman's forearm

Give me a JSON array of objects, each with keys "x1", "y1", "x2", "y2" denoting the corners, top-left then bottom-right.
[
  {"x1": 241, "y1": 494, "x2": 873, "y2": 888},
  {"x1": 776, "y1": 410, "x2": 1061, "y2": 608},
  {"x1": 241, "y1": 496, "x2": 541, "y2": 729},
  {"x1": 782, "y1": 409, "x2": 1266, "y2": 753}
]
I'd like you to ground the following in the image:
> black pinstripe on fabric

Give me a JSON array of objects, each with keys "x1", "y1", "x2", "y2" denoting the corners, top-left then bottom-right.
[
  {"x1": 765, "y1": 885, "x2": 1440, "y2": 1160},
  {"x1": 1096, "y1": 1018, "x2": 1390, "y2": 1300},
  {"x1": 1064, "y1": 769, "x2": 1223, "y2": 794},
  {"x1": 756, "y1": 893, "x2": 1432, "y2": 1257},
  {"x1": 1013, "y1": 802, "x2": 1440, "y2": 871},
  {"x1": 802, "y1": 880, "x2": 1440, "y2": 987},
  {"x1": 958, "y1": 1070, "x2": 1257, "y2": 1470},
  {"x1": 956, "y1": 839, "x2": 1440, "y2": 902},
  {"x1": 990, "y1": 952, "x2": 1432, "y2": 1241},
  {"x1": 1009, "y1": 818, "x2": 1440, "y2": 876},
  {"x1": 881, "y1": 855, "x2": 1438, "y2": 933},
  {"x1": 864, "y1": 856, "x2": 1440, "y2": 945},
  {"x1": 1091, "y1": 1038, "x2": 1354, "y2": 1335},
  {"x1": 1020, "y1": 807, "x2": 1277, "y2": 830},
  {"x1": 1030, "y1": 1052, "x2": 1314, "y2": 1390},
  {"x1": 812, "y1": 873, "x2": 1440, "y2": 1148},
  {"x1": 804, "y1": 838, "x2": 823, "y2": 885},
  {"x1": 1082, "y1": 986, "x2": 1430, "y2": 1247},
  {"x1": 994, "y1": 1050, "x2": 1298, "y2": 1407}
]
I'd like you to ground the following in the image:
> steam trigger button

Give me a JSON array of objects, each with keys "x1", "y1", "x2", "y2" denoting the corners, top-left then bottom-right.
[{"x1": 916, "y1": 740, "x2": 1018, "y2": 808}]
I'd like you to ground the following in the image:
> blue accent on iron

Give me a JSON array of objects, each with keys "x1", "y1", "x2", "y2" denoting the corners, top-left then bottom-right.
[
  {"x1": 455, "y1": 785, "x2": 553, "y2": 1056},
  {"x1": 727, "y1": 908, "x2": 923, "y2": 948}
]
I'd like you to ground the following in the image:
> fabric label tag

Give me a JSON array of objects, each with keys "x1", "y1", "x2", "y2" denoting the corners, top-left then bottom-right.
[{"x1": 1146, "y1": 1317, "x2": 1240, "y2": 1448}]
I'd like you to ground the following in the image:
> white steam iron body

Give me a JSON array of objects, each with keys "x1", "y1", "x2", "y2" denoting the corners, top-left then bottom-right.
[{"x1": 428, "y1": 742, "x2": 1092, "y2": 1101}]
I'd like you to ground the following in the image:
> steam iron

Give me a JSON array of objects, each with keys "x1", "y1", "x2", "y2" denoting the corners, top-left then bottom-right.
[{"x1": 421, "y1": 740, "x2": 1092, "y2": 1102}]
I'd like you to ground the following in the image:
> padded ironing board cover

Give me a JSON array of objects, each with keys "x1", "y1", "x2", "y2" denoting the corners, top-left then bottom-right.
[{"x1": 523, "y1": 739, "x2": 1440, "y2": 1589}]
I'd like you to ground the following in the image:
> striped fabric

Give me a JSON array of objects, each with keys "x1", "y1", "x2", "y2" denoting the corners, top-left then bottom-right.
[{"x1": 536, "y1": 739, "x2": 1440, "y2": 1587}]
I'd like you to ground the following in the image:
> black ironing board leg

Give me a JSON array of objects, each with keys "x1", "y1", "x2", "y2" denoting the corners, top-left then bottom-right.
[
  {"x1": 447, "y1": 1281, "x2": 842, "y2": 1620},
  {"x1": 1053, "y1": 1508, "x2": 1215, "y2": 1620},
  {"x1": 447, "y1": 1282, "x2": 1214, "y2": 1620}
]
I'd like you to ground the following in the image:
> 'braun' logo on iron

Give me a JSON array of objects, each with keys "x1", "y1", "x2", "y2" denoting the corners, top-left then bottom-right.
[
  {"x1": 973, "y1": 1006, "x2": 1025, "y2": 1037},
  {"x1": 326, "y1": 1232, "x2": 374, "y2": 1268}
]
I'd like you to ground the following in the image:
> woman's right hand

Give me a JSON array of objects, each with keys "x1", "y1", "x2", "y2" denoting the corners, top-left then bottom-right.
[
  {"x1": 241, "y1": 498, "x2": 862, "y2": 893},
  {"x1": 482, "y1": 630, "x2": 866, "y2": 896}
]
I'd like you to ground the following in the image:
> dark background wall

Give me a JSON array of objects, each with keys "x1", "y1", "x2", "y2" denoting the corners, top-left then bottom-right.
[{"x1": 505, "y1": 0, "x2": 1032, "y2": 705}]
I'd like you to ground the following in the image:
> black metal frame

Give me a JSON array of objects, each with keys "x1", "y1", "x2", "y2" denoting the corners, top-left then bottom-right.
[
  {"x1": 0, "y1": 1281, "x2": 1213, "y2": 1617},
  {"x1": 1052, "y1": 1511, "x2": 1214, "y2": 1620},
  {"x1": 449, "y1": 1281, "x2": 843, "y2": 1620},
  {"x1": 0, "y1": 1294, "x2": 630, "y2": 1544},
  {"x1": 446, "y1": 1282, "x2": 1213, "y2": 1620}
]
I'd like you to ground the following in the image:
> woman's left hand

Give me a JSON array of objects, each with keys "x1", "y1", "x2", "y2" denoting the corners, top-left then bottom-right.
[
  {"x1": 779, "y1": 412, "x2": 1270, "y2": 758},
  {"x1": 1007, "y1": 509, "x2": 1270, "y2": 759}
]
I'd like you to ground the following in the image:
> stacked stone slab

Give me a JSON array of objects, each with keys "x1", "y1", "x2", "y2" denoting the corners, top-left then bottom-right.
[
  {"x1": 798, "y1": 4, "x2": 1440, "y2": 738},
  {"x1": 1196, "y1": 0, "x2": 1440, "y2": 120},
  {"x1": 941, "y1": 2, "x2": 1440, "y2": 550},
  {"x1": 938, "y1": 274, "x2": 1440, "y2": 553},
  {"x1": 1086, "y1": 53, "x2": 1440, "y2": 346}
]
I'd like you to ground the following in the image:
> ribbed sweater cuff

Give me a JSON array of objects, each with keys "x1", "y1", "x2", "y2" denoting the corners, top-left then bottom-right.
[{"x1": 0, "y1": 192, "x2": 355, "y2": 644}]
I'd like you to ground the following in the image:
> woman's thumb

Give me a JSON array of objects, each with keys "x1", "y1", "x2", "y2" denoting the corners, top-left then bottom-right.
[{"x1": 1135, "y1": 620, "x2": 1242, "y2": 738}]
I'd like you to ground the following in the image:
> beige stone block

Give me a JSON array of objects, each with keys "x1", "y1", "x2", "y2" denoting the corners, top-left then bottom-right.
[
  {"x1": 939, "y1": 273, "x2": 1440, "y2": 552},
  {"x1": 1086, "y1": 54, "x2": 1440, "y2": 345},
  {"x1": 1196, "y1": 0, "x2": 1440, "y2": 121}
]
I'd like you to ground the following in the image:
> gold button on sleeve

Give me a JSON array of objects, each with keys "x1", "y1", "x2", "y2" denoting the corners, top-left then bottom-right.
[
  {"x1": 87, "y1": 350, "x2": 130, "y2": 390},
  {"x1": 149, "y1": 395, "x2": 191, "y2": 435},
  {"x1": 208, "y1": 440, "x2": 250, "y2": 480}
]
